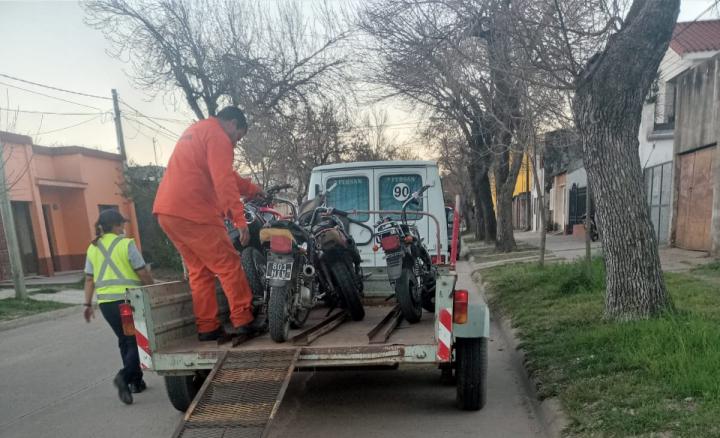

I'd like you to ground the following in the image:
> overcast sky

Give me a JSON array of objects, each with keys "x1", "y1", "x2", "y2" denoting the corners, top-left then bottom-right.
[{"x1": 0, "y1": 0, "x2": 716, "y2": 166}]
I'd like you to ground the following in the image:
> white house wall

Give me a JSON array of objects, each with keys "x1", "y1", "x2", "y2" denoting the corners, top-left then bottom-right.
[{"x1": 567, "y1": 167, "x2": 587, "y2": 190}]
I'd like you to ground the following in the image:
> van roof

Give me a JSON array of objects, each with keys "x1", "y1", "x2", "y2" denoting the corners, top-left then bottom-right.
[{"x1": 312, "y1": 160, "x2": 438, "y2": 172}]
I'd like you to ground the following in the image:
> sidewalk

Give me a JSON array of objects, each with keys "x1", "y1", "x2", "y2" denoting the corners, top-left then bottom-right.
[
  {"x1": 465, "y1": 230, "x2": 714, "y2": 273},
  {"x1": 0, "y1": 270, "x2": 84, "y2": 288},
  {"x1": 0, "y1": 288, "x2": 86, "y2": 305}
]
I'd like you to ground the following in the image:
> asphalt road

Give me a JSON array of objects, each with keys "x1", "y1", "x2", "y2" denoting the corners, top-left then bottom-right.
[{"x1": 0, "y1": 268, "x2": 545, "y2": 438}]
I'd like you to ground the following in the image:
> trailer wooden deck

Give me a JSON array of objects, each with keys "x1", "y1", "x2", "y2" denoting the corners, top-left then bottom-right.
[{"x1": 161, "y1": 304, "x2": 435, "y2": 355}]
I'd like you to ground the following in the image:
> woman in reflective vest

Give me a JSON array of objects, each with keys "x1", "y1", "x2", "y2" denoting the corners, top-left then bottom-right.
[{"x1": 83, "y1": 209, "x2": 153, "y2": 405}]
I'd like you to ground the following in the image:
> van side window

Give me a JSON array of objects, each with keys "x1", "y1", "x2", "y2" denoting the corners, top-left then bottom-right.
[
  {"x1": 326, "y1": 177, "x2": 370, "y2": 222},
  {"x1": 379, "y1": 174, "x2": 423, "y2": 220}
]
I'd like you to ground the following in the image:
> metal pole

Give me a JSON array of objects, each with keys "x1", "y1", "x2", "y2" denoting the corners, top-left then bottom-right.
[
  {"x1": 111, "y1": 89, "x2": 127, "y2": 165},
  {"x1": 152, "y1": 137, "x2": 159, "y2": 166},
  {"x1": 0, "y1": 142, "x2": 27, "y2": 299}
]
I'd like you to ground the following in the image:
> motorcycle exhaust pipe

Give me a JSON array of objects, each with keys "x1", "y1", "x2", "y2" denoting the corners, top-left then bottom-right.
[{"x1": 303, "y1": 264, "x2": 316, "y2": 277}]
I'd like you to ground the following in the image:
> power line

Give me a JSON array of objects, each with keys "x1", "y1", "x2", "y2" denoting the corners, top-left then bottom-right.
[
  {"x1": 123, "y1": 114, "x2": 178, "y2": 142},
  {"x1": 0, "y1": 80, "x2": 104, "y2": 111},
  {"x1": 120, "y1": 100, "x2": 181, "y2": 137},
  {"x1": 0, "y1": 107, "x2": 108, "y2": 116},
  {"x1": 34, "y1": 115, "x2": 104, "y2": 135},
  {"x1": 0, "y1": 72, "x2": 112, "y2": 101}
]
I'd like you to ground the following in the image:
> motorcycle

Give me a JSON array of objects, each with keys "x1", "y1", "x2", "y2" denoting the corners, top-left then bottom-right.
[
  {"x1": 259, "y1": 216, "x2": 316, "y2": 342},
  {"x1": 297, "y1": 186, "x2": 368, "y2": 322},
  {"x1": 374, "y1": 185, "x2": 437, "y2": 322},
  {"x1": 225, "y1": 184, "x2": 296, "y2": 310}
]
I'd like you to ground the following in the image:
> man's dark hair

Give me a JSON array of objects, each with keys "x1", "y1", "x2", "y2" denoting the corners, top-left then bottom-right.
[{"x1": 216, "y1": 106, "x2": 248, "y2": 130}]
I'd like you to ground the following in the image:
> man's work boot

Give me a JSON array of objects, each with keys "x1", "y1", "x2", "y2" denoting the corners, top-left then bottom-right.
[
  {"x1": 197, "y1": 327, "x2": 224, "y2": 342},
  {"x1": 113, "y1": 373, "x2": 133, "y2": 405},
  {"x1": 129, "y1": 380, "x2": 147, "y2": 394},
  {"x1": 226, "y1": 317, "x2": 268, "y2": 337}
]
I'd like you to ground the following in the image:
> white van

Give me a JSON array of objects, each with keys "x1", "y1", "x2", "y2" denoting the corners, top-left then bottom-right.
[{"x1": 306, "y1": 161, "x2": 448, "y2": 271}]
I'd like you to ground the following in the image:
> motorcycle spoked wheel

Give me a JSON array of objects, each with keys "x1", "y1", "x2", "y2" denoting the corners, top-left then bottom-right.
[
  {"x1": 241, "y1": 247, "x2": 266, "y2": 316},
  {"x1": 395, "y1": 267, "x2": 422, "y2": 323}
]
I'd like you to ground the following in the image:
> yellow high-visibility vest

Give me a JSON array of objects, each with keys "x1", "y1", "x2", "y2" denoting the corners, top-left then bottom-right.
[{"x1": 86, "y1": 233, "x2": 141, "y2": 304}]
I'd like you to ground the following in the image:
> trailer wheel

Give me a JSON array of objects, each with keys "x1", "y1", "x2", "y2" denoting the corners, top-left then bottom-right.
[
  {"x1": 268, "y1": 285, "x2": 291, "y2": 342},
  {"x1": 165, "y1": 373, "x2": 205, "y2": 412},
  {"x1": 455, "y1": 337, "x2": 487, "y2": 411}
]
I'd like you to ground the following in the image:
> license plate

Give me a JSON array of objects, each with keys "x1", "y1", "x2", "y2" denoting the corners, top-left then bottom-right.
[{"x1": 266, "y1": 261, "x2": 293, "y2": 280}]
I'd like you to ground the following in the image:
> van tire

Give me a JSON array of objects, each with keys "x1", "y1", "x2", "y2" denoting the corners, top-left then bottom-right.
[{"x1": 165, "y1": 373, "x2": 205, "y2": 412}]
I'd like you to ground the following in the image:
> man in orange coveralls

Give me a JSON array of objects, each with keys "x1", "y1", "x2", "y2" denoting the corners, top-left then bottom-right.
[{"x1": 154, "y1": 106, "x2": 264, "y2": 341}]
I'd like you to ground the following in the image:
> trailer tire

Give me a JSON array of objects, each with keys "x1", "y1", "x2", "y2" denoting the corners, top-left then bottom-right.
[
  {"x1": 455, "y1": 337, "x2": 487, "y2": 411},
  {"x1": 165, "y1": 373, "x2": 205, "y2": 412},
  {"x1": 268, "y1": 285, "x2": 291, "y2": 342},
  {"x1": 241, "y1": 247, "x2": 266, "y2": 303},
  {"x1": 395, "y1": 268, "x2": 422, "y2": 323},
  {"x1": 330, "y1": 261, "x2": 365, "y2": 321}
]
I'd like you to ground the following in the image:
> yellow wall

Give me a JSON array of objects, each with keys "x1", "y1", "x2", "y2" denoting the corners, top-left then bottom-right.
[
  {"x1": 490, "y1": 153, "x2": 533, "y2": 206},
  {"x1": 513, "y1": 153, "x2": 533, "y2": 197}
]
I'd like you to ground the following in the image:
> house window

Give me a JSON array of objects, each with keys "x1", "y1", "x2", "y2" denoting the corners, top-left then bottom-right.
[{"x1": 653, "y1": 80, "x2": 676, "y2": 131}]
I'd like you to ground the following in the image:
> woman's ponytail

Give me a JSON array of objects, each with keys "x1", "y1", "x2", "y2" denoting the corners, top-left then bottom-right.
[
  {"x1": 91, "y1": 209, "x2": 128, "y2": 246},
  {"x1": 91, "y1": 222, "x2": 104, "y2": 246}
]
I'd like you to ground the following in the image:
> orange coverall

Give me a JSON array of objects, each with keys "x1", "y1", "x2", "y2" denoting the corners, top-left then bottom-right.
[{"x1": 154, "y1": 117, "x2": 260, "y2": 333}]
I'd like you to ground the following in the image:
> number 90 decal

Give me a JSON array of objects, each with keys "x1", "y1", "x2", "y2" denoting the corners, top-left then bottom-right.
[{"x1": 393, "y1": 183, "x2": 411, "y2": 201}]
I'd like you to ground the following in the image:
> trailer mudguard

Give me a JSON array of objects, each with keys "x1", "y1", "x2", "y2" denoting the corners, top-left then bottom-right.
[{"x1": 453, "y1": 293, "x2": 490, "y2": 339}]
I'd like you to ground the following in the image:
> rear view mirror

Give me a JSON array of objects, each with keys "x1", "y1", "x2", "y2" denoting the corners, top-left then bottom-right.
[
  {"x1": 314, "y1": 184, "x2": 321, "y2": 196},
  {"x1": 327, "y1": 183, "x2": 338, "y2": 193}
]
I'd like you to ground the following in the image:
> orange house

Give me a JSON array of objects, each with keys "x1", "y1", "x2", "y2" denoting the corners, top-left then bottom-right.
[{"x1": 0, "y1": 131, "x2": 140, "y2": 279}]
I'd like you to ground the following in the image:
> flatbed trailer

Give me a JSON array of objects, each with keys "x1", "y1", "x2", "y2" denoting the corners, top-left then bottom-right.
[{"x1": 126, "y1": 206, "x2": 489, "y2": 437}]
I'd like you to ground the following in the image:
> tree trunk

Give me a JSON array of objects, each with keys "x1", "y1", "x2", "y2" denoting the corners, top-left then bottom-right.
[
  {"x1": 572, "y1": 0, "x2": 678, "y2": 320},
  {"x1": 494, "y1": 149, "x2": 523, "y2": 252},
  {"x1": 585, "y1": 182, "x2": 592, "y2": 273},
  {"x1": 495, "y1": 188, "x2": 515, "y2": 252},
  {"x1": 468, "y1": 161, "x2": 496, "y2": 244}
]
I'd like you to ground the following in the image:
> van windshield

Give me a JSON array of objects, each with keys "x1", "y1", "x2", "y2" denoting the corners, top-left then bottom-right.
[
  {"x1": 326, "y1": 176, "x2": 370, "y2": 222},
  {"x1": 379, "y1": 174, "x2": 423, "y2": 220}
]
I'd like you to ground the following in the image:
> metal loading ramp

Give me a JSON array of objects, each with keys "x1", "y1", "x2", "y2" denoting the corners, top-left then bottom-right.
[{"x1": 173, "y1": 349, "x2": 300, "y2": 438}]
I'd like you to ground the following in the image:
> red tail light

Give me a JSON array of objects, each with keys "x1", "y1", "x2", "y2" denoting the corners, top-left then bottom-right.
[
  {"x1": 270, "y1": 235, "x2": 293, "y2": 254},
  {"x1": 431, "y1": 255, "x2": 446, "y2": 265},
  {"x1": 381, "y1": 235, "x2": 401, "y2": 251},
  {"x1": 119, "y1": 302, "x2": 136, "y2": 336},
  {"x1": 453, "y1": 289, "x2": 469, "y2": 324}
]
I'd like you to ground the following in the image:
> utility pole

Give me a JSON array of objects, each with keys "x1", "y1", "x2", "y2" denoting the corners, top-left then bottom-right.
[
  {"x1": 111, "y1": 89, "x2": 128, "y2": 166},
  {"x1": 152, "y1": 137, "x2": 159, "y2": 166},
  {"x1": 0, "y1": 142, "x2": 27, "y2": 299}
]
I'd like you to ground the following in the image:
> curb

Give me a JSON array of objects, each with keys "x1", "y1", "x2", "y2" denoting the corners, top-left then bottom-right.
[
  {"x1": 471, "y1": 270, "x2": 569, "y2": 438},
  {"x1": 0, "y1": 305, "x2": 81, "y2": 332},
  {"x1": 492, "y1": 302, "x2": 569, "y2": 438}
]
